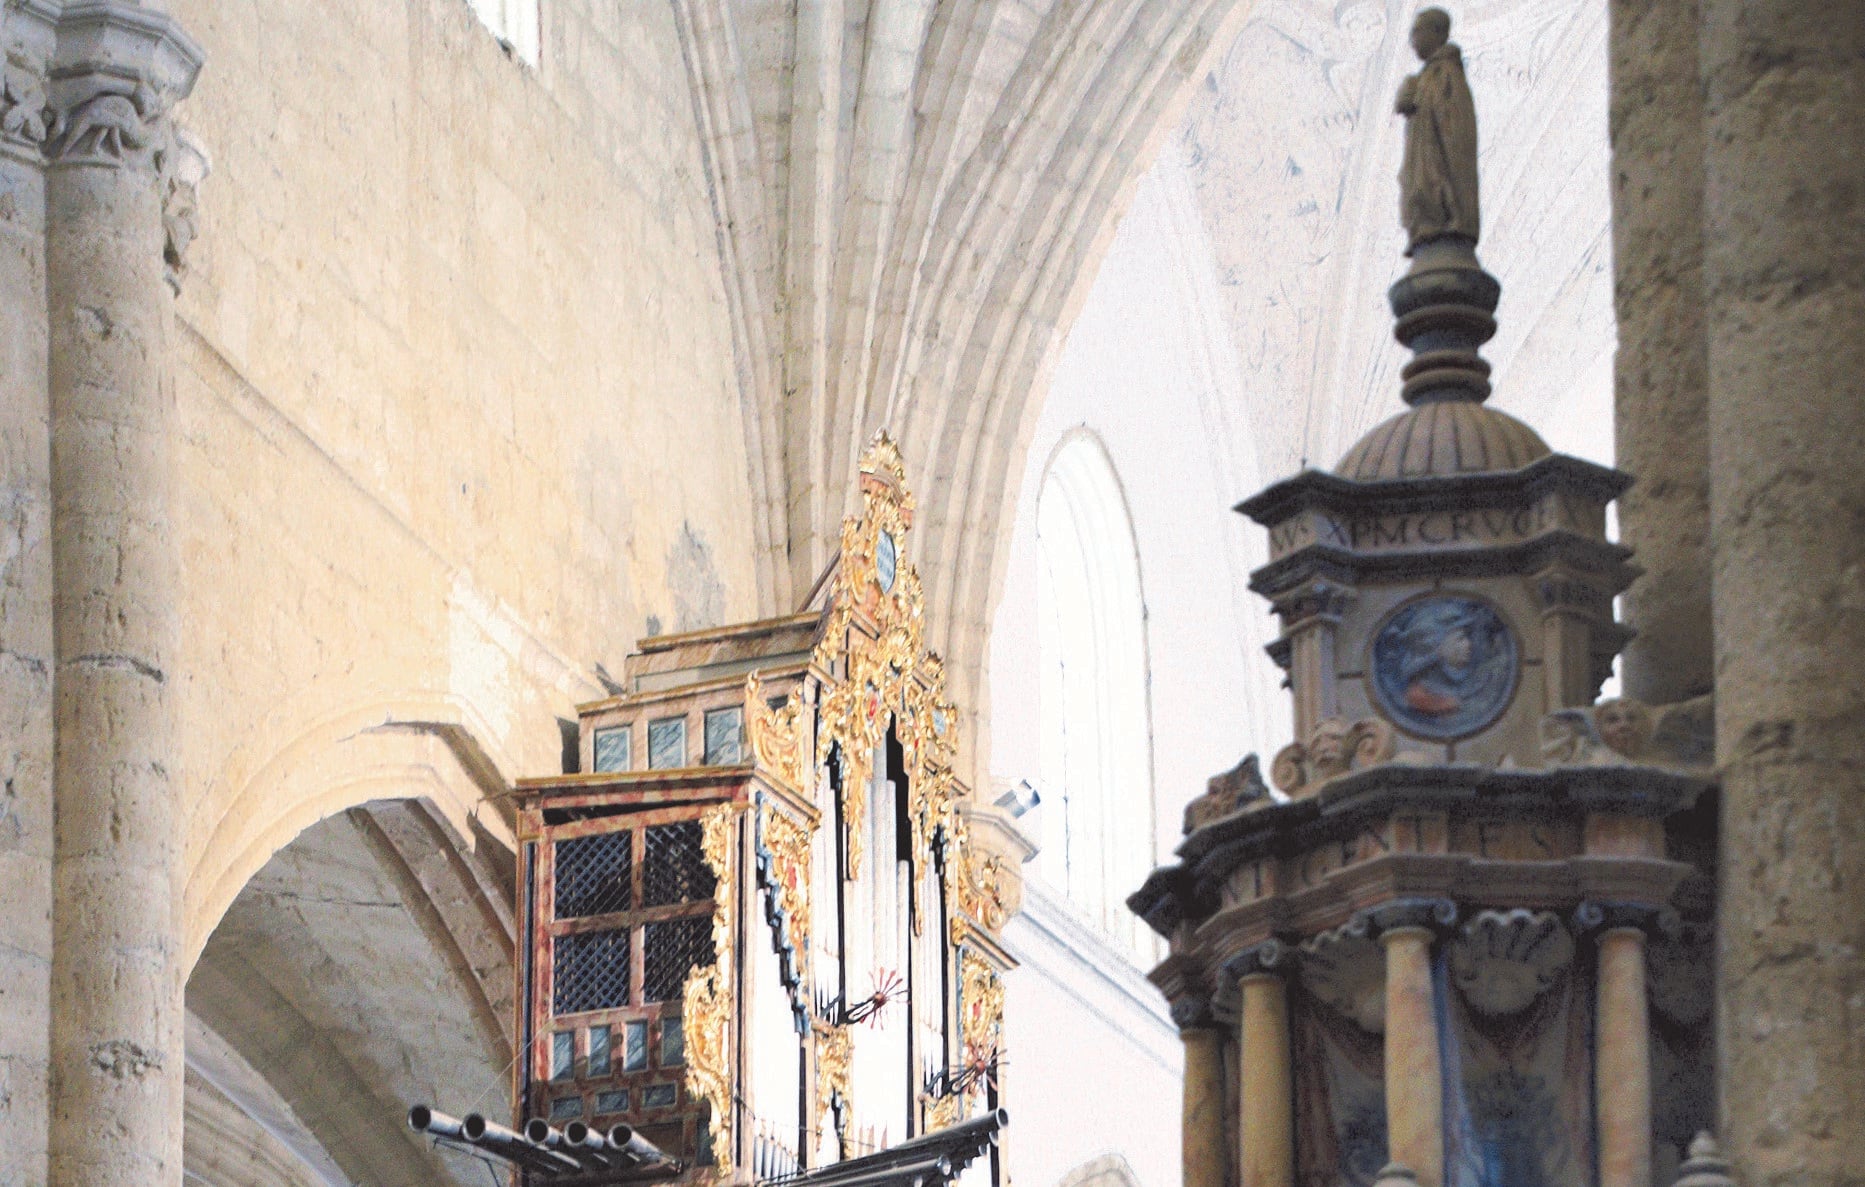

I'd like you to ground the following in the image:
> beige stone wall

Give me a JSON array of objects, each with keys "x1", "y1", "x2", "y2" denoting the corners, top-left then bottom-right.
[{"x1": 162, "y1": 0, "x2": 758, "y2": 952}]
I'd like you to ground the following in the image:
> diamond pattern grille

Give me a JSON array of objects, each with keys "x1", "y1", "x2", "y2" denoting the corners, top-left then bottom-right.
[
  {"x1": 643, "y1": 916, "x2": 715, "y2": 1002},
  {"x1": 642, "y1": 822, "x2": 715, "y2": 907},
  {"x1": 554, "y1": 928, "x2": 631, "y2": 1015},
  {"x1": 555, "y1": 832, "x2": 633, "y2": 919}
]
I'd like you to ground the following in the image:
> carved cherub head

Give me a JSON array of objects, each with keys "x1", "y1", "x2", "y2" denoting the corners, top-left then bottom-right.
[
  {"x1": 1411, "y1": 7, "x2": 1452, "y2": 59},
  {"x1": 1594, "y1": 697, "x2": 1653, "y2": 759},
  {"x1": 1309, "y1": 718, "x2": 1353, "y2": 778}
]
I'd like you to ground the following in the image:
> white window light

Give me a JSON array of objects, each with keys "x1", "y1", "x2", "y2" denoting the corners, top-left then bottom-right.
[
  {"x1": 464, "y1": 0, "x2": 540, "y2": 67},
  {"x1": 1034, "y1": 432, "x2": 1156, "y2": 960}
]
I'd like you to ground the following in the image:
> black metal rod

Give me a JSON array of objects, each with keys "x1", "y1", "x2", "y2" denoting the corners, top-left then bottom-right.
[{"x1": 785, "y1": 1153, "x2": 954, "y2": 1187}]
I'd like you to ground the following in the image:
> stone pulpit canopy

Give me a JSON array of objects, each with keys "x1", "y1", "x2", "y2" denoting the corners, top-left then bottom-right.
[{"x1": 1131, "y1": 14, "x2": 1718, "y2": 1187}]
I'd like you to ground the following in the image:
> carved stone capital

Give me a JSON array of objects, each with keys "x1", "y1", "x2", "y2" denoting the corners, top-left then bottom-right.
[
  {"x1": 1221, "y1": 938, "x2": 1292, "y2": 982},
  {"x1": 1366, "y1": 896, "x2": 1459, "y2": 939},
  {"x1": 0, "y1": 1, "x2": 57, "y2": 161},
  {"x1": 44, "y1": 2, "x2": 202, "y2": 171},
  {"x1": 1573, "y1": 899, "x2": 1677, "y2": 939},
  {"x1": 1170, "y1": 995, "x2": 1220, "y2": 1032}
]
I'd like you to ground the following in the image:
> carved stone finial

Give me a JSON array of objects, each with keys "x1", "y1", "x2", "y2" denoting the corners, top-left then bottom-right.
[
  {"x1": 1395, "y1": 7, "x2": 1479, "y2": 256},
  {"x1": 1183, "y1": 753, "x2": 1270, "y2": 832},
  {"x1": 1387, "y1": 7, "x2": 1499, "y2": 407},
  {"x1": 1672, "y1": 1132, "x2": 1735, "y2": 1187}
]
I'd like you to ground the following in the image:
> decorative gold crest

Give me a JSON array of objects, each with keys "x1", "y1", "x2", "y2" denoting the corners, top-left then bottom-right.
[{"x1": 812, "y1": 433, "x2": 970, "y2": 923}]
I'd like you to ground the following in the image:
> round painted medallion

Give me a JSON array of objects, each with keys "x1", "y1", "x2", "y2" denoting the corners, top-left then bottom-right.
[
  {"x1": 876, "y1": 530, "x2": 898, "y2": 592},
  {"x1": 1370, "y1": 594, "x2": 1519, "y2": 740}
]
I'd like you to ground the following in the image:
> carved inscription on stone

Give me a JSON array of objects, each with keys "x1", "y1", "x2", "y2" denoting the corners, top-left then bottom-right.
[
  {"x1": 1266, "y1": 496, "x2": 1578, "y2": 561},
  {"x1": 1220, "y1": 810, "x2": 1580, "y2": 908}
]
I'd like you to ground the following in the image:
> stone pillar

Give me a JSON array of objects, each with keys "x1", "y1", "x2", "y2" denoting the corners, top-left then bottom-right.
[
  {"x1": 1609, "y1": 0, "x2": 1712, "y2": 705},
  {"x1": 0, "y1": 5, "x2": 58, "y2": 1182},
  {"x1": 1596, "y1": 927, "x2": 1653, "y2": 1187},
  {"x1": 1700, "y1": 2, "x2": 1865, "y2": 1183},
  {"x1": 42, "y1": 6, "x2": 202, "y2": 1187},
  {"x1": 1237, "y1": 973, "x2": 1295, "y2": 1187},
  {"x1": 1279, "y1": 582, "x2": 1350, "y2": 742},
  {"x1": 1175, "y1": 1000, "x2": 1229, "y2": 1187},
  {"x1": 1376, "y1": 905, "x2": 1448, "y2": 1187}
]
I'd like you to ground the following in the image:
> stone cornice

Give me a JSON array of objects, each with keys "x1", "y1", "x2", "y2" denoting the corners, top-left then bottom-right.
[
  {"x1": 1248, "y1": 529, "x2": 1636, "y2": 604},
  {"x1": 1235, "y1": 453, "x2": 1632, "y2": 528}
]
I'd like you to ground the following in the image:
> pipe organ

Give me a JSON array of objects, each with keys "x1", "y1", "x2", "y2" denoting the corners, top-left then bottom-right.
[{"x1": 416, "y1": 436, "x2": 1018, "y2": 1185}]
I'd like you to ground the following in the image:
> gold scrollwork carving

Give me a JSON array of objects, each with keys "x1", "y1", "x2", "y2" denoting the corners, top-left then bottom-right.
[
  {"x1": 958, "y1": 950, "x2": 1005, "y2": 1114},
  {"x1": 682, "y1": 802, "x2": 741, "y2": 1175},
  {"x1": 760, "y1": 801, "x2": 814, "y2": 980},
  {"x1": 813, "y1": 1021, "x2": 854, "y2": 1157},
  {"x1": 746, "y1": 672, "x2": 807, "y2": 791},
  {"x1": 948, "y1": 839, "x2": 1011, "y2": 936},
  {"x1": 812, "y1": 433, "x2": 966, "y2": 906}
]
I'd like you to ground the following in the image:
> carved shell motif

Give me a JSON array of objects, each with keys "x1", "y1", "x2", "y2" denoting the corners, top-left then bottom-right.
[{"x1": 1448, "y1": 909, "x2": 1574, "y2": 1018}]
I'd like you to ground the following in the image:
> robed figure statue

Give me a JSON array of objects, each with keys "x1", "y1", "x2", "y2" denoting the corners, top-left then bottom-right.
[{"x1": 1395, "y1": 8, "x2": 1479, "y2": 253}]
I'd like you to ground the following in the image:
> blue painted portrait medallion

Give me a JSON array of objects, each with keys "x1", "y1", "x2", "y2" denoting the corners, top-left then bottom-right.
[
  {"x1": 1371, "y1": 594, "x2": 1518, "y2": 739},
  {"x1": 876, "y1": 530, "x2": 898, "y2": 593}
]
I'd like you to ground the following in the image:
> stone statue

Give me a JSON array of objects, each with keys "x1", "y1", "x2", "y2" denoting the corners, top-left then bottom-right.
[{"x1": 1395, "y1": 8, "x2": 1479, "y2": 254}]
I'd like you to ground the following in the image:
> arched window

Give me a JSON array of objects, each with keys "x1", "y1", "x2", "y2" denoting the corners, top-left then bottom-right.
[{"x1": 1034, "y1": 432, "x2": 1155, "y2": 957}]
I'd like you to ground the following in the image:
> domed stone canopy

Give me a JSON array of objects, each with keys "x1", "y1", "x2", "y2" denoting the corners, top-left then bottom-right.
[{"x1": 1336, "y1": 399, "x2": 1552, "y2": 481}]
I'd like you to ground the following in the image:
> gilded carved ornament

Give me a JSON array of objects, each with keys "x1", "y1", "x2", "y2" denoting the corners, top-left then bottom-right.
[
  {"x1": 812, "y1": 435, "x2": 974, "y2": 935},
  {"x1": 957, "y1": 950, "x2": 1005, "y2": 1115},
  {"x1": 745, "y1": 672, "x2": 808, "y2": 793},
  {"x1": 758, "y1": 799, "x2": 815, "y2": 985},
  {"x1": 813, "y1": 1021, "x2": 854, "y2": 1157},
  {"x1": 681, "y1": 802, "x2": 741, "y2": 1176}
]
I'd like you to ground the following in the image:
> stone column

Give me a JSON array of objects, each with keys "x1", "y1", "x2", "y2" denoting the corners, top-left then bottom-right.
[
  {"x1": 1609, "y1": 0, "x2": 1712, "y2": 705},
  {"x1": 1375, "y1": 903, "x2": 1450, "y2": 1187},
  {"x1": 0, "y1": 5, "x2": 58, "y2": 1183},
  {"x1": 1700, "y1": 2, "x2": 1865, "y2": 1183},
  {"x1": 1174, "y1": 998, "x2": 1229, "y2": 1187},
  {"x1": 1237, "y1": 973, "x2": 1295, "y2": 1187},
  {"x1": 42, "y1": 6, "x2": 202, "y2": 1187},
  {"x1": 1596, "y1": 926, "x2": 1653, "y2": 1187}
]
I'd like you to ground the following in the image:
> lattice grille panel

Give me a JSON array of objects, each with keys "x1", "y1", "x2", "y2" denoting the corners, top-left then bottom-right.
[
  {"x1": 555, "y1": 832, "x2": 633, "y2": 919},
  {"x1": 643, "y1": 917, "x2": 715, "y2": 1003},
  {"x1": 554, "y1": 928, "x2": 631, "y2": 1015},
  {"x1": 642, "y1": 822, "x2": 715, "y2": 907}
]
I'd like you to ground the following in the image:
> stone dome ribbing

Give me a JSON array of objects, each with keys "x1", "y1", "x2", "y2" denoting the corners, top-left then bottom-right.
[{"x1": 1335, "y1": 399, "x2": 1552, "y2": 481}]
